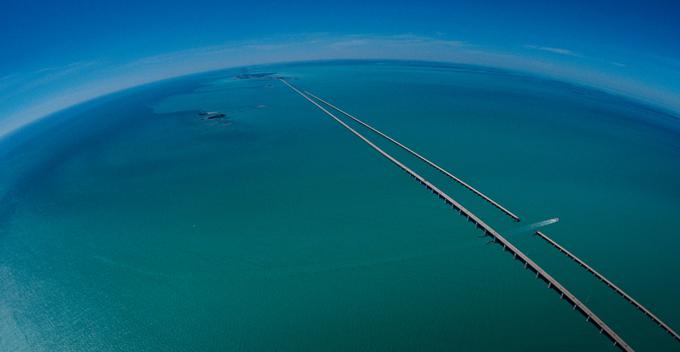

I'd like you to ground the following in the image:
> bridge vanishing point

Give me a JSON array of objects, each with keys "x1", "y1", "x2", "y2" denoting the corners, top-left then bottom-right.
[{"x1": 278, "y1": 76, "x2": 680, "y2": 350}]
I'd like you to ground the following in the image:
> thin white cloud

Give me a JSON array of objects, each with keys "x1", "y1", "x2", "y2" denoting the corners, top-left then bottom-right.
[
  {"x1": 0, "y1": 61, "x2": 101, "y2": 103},
  {"x1": 525, "y1": 44, "x2": 582, "y2": 57}
]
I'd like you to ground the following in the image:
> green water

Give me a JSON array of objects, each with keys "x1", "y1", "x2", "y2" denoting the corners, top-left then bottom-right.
[{"x1": 1, "y1": 61, "x2": 678, "y2": 351}]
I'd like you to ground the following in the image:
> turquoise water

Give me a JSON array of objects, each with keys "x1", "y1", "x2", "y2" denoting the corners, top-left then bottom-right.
[{"x1": 1, "y1": 61, "x2": 678, "y2": 351}]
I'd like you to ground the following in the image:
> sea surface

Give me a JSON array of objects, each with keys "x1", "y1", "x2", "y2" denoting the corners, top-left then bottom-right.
[{"x1": 1, "y1": 61, "x2": 678, "y2": 351}]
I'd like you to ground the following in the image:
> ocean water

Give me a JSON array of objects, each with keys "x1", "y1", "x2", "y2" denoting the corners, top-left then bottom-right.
[{"x1": 0, "y1": 61, "x2": 678, "y2": 351}]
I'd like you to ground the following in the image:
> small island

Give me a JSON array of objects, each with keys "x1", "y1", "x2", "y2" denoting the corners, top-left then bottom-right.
[{"x1": 198, "y1": 111, "x2": 226, "y2": 119}]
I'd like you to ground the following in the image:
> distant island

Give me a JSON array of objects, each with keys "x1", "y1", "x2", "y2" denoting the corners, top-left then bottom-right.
[{"x1": 235, "y1": 72, "x2": 275, "y2": 79}]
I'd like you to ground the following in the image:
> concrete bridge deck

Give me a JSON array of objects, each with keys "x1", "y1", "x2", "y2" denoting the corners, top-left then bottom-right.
[
  {"x1": 535, "y1": 230, "x2": 680, "y2": 342},
  {"x1": 279, "y1": 78, "x2": 633, "y2": 351},
  {"x1": 304, "y1": 91, "x2": 521, "y2": 222},
  {"x1": 304, "y1": 88, "x2": 679, "y2": 345}
]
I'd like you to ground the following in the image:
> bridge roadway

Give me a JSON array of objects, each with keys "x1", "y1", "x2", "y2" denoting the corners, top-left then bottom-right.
[
  {"x1": 279, "y1": 78, "x2": 633, "y2": 351},
  {"x1": 304, "y1": 89, "x2": 680, "y2": 345},
  {"x1": 304, "y1": 91, "x2": 521, "y2": 222},
  {"x1": 535, "y1": 231, "x2": 680, "y2": 342}
]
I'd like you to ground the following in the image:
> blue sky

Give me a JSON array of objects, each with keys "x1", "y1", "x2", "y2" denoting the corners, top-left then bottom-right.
[{"x1": 1, "y1": 0, "x2": 679, "y2": 138}]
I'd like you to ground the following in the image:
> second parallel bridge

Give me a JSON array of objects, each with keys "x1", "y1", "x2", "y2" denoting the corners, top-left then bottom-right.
[
  {"x1": 304, "y1": 91, "x2": 521, "y2": 222},
  {"x1": 279, "y1": 78, "x2": 632, "y2": 351},
  {"x1": 535, "y1": 230, "x2": 680, "y2": 342},
  {"x1": 305, "y1": 89, "x2": 680, "y2": 344}
]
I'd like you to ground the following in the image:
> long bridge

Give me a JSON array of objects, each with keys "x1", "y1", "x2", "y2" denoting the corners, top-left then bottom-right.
[
  {"x1": 303, "y1": 91, "x2": 521, "y2": 222},
  {"x1": 278, "y1": 78, "x2": 633, "y2": 351},
  {"x1": 535, "y1": 230, "x2": 680, "y2": 342},
  {"x1": 300, "y1": 86, "x2": 680, "y2": 345}
]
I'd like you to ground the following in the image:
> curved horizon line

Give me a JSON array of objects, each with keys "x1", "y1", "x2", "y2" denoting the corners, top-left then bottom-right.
[{"x1": 1, "y1": 34, "x2": 679, "y2": 141}]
